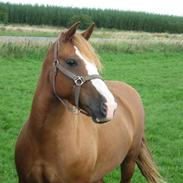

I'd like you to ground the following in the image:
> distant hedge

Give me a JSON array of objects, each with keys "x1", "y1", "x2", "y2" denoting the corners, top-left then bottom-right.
[{"x1": 1, "y1": 2, "x2": 183, "y2": 33}]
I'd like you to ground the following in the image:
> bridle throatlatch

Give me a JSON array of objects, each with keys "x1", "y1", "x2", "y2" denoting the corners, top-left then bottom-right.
[{"x1": 52, "y1": 41, "x2": 102, "y2": 114}]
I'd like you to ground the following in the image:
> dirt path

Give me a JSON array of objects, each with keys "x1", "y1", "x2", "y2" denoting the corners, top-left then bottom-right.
[
  {"x1": 0, "y1": 36, "x2": 56, "y2": 45},
  {"x1": 0, "y1": 36, "x2": 115, "y2": 45}
]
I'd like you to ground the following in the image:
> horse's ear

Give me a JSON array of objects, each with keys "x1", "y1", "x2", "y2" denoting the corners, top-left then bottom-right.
[
  {"x1": 60, "y1": 22, "x2": 80, "y2": 42},
  {"x1": 81, "y1": 23, "x2": 95, "y2": 40}
]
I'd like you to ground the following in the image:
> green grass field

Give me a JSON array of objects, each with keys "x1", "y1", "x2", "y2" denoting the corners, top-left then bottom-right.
[{"x1": 0, "y1": 41, "x2": 183, "y2": 183}]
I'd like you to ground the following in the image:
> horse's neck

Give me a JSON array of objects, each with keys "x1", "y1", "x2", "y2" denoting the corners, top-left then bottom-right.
[
  {"x1": 28, "y1": 74, "x2": 80, "y2": 144},
  {"x1": 28, "y1": 53, "x2": 66, "y2": 133}
]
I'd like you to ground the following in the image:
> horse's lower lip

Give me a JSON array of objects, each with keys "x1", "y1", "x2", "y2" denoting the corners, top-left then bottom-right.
[
  {"x1": 93, "y1": 117, "x2": 111, "y2": 124},
  {"x1": 81, "y1": 105, "x2": 112, "y2": 123}
]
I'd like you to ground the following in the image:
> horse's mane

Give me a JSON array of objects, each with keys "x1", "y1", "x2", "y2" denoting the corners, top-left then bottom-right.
[{"x1": 72, "y1": 34, "x2": 102, "y2": 71}]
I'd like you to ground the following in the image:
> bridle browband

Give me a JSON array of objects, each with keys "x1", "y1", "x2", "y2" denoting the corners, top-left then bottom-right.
[{"x1": 52, "y1": 41, "x2": 102, "y2": 114}]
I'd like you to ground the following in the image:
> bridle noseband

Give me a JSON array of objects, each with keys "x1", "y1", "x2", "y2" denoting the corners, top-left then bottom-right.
[{"x1": 52, "y1": 41, "x2": 102, "y2": 114}]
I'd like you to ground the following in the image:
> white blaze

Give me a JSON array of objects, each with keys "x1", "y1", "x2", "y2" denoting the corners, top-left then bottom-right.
[{"x1": 74, "y1": 46, "x2": 117, "y2": 120}]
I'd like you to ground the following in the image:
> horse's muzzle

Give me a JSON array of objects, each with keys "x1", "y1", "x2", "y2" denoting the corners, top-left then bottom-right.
[{"x1": 85, "y1": 96, "x2": 117, "y2": 124}]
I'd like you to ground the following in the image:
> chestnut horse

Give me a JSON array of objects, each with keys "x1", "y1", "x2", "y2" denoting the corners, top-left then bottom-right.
[{"x1": 15, "y1": 22, "x2": 165, "y2": 183}]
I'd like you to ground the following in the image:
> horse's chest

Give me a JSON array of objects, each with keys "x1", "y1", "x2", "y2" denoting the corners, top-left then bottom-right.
[
  {"x1": 27, "y1": 148, "x2": 96, "y2": 183},
  {"x1": 35, "y1": 138, "x2": 97, "y2": 182}
]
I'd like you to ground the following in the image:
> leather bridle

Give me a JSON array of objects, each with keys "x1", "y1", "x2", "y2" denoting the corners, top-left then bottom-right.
[{"x1": 52, "y1": 41, "x2": 102, "y2": 114}]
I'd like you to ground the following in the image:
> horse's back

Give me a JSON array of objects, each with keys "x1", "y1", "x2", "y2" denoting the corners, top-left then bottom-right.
[
  {"x1": 106, "y1": 80, "x2": 144, "y2": 126},
  {"x1": 108, "y1": 80, "x2": 144, "y2": 151},
  {"x1": 106, "y1": 80, "x2": 144, "y2": 139}
]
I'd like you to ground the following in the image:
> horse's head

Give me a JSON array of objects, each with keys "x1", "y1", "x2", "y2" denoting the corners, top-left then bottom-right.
[{"x1": 51, "y1": 22, "x2": 117, "y2": 123}]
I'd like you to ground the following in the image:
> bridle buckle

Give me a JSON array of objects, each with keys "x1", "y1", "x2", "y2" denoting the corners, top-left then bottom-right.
[
  {"x1": 74, "y1": 76, "x2": 84, "y2": 86},
  {"x1": 53, "y1": 59, "x2": 59, "y2": 66}
]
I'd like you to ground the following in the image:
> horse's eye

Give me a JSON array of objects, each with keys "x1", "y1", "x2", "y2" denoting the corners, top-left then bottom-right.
[{"x1": 65, "y1": 59, "x2": 78, "y2": 67}]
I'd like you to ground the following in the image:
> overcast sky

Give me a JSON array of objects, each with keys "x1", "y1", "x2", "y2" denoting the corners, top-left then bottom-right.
[{"x1": 1, "y1": 0, "x2": 183, "y2": 16}]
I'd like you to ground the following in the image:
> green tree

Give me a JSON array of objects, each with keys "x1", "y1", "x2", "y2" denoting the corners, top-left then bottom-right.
[
  {"x1": 68, "y1": 14, "x2": 93, "y2": 29},
  {"x1": 0, "y1": 3, "x2": 8, "y2": 23}
]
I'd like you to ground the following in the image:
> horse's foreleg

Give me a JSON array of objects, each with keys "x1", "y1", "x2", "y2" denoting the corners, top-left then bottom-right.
[{"x1": 120, "y1": 159, "x2": 136, "y2": 183}]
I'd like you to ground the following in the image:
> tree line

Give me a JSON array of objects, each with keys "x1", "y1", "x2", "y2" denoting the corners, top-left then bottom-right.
[{"x1": 0, "y1": 2, "x2": 183, "y2": 33}]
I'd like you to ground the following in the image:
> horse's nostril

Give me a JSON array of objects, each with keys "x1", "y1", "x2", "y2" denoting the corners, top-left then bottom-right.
[{"x1": 100, "y1": 102, "x2": 107, "y2": 116}]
